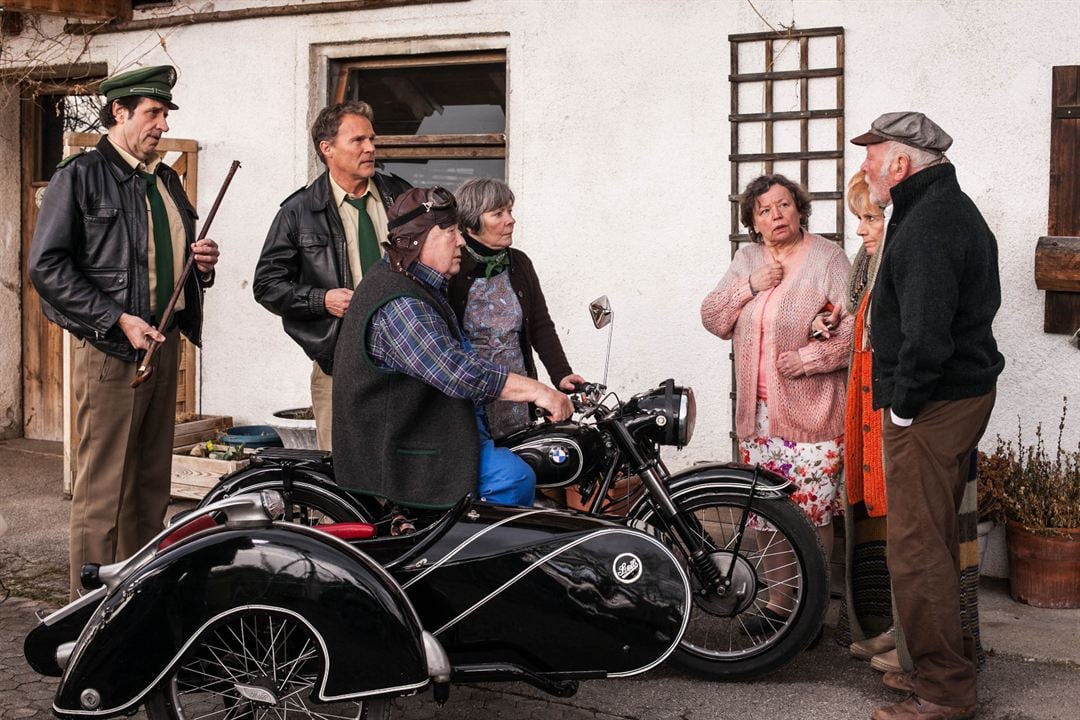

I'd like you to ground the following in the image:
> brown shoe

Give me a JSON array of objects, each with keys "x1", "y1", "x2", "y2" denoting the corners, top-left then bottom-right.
[
  {"x1": 870, "y1": 648, "x2": 902, "y2": 673},
  {"x1": 851, "y1": 627, "x2": 897, "y2": 660},
  {"x1": 882, "y1": 671, "x2": 915, "y2": 693},
  {"x1": 871, "y1": 696, "x2": 977, "y2": 720}
]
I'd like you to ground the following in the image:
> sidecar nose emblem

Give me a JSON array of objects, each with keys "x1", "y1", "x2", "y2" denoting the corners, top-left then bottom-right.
[{"x1": 234, "y1": 683, "x2": 279, "y2": 705}]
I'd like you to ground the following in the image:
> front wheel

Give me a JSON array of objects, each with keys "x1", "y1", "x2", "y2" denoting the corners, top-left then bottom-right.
[
  {"x1": 636, "y1": 489, "x2": 828, "y2": 680},
  {"x1": 144, "y1": 609, "x2": 392, "y2": 720}
]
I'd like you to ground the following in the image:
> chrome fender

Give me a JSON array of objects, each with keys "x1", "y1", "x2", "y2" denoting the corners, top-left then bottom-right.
[{"x1": 54, "y1": 524, "x2": 428, "y2": 717}]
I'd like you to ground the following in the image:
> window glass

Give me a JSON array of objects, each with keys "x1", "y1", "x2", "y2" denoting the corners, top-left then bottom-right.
[
  {"x1": 379, "y1": 159, "x2": 505, "y2": 190},
  {"x1": 35, "y1": 93, "x2": 104, "y2": 182},
  {"x1": 342, "y1": 62, "x2": 505, "y2": 136}
]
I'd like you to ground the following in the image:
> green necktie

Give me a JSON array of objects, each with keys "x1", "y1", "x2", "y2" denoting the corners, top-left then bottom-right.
[
  {"x1": 344, "y1": 194, "x2": 380, "y2": 274},
  {"x1": 138, "y1": 170, "x2": 174, "y2": 320}
]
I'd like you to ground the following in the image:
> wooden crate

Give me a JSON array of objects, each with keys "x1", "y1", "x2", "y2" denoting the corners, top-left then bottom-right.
[
  {"x1": 173, "y1": 414, "x2": 233, "y2": 450},
  {"x1": 171, "y1": 451, "x2": 249, "y2": 501}
]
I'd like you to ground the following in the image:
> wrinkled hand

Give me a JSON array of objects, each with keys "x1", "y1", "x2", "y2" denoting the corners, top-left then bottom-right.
[
  {"x1": 117, "y1": 312, "x2": 165, "y2": 351},
  {"x1": 324, "y1": 288, "x2": 353, "y2": 318},
  {"x1": 749, "y1": 263, "x2": 783, "y2": 294},
  {"x1": 776, "y1": 350, "x2": 806, "y2": 378},
  {"x1": 192, "y1": 238, "x2": 220, "y2": 274},
  {"x1": 558, "y1": 373, "x2": 587, "y2": 392},
  {"x1": 810, "y1": 305, "x2": 842, "y2": 339},
  {"x1": 535, "y1": 384, "x2": 574, "y2": 422}
]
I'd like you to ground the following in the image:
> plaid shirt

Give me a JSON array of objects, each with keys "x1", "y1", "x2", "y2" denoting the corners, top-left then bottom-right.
[{"x1": 367, "y1": 262, "x2": 507, "y2": 404}]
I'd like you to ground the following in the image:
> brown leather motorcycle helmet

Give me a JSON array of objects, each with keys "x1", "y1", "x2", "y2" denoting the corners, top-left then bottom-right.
[{"x1": 384, "y1": 186, "x2": 458, "y2": 273}]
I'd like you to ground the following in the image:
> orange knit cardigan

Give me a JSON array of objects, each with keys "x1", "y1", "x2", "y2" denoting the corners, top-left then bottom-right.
[
  {"x1": 701, "y1": 233, "x2": 854, "y2": 443},
  {"x1": 844, "y1": 285, "x2": 887, "y2": 516}
]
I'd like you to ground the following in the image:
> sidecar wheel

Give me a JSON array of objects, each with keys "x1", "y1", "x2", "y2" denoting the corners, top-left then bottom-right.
[
  {"x1": 144, "y1": 609, "x2": 392, "y2": 720},
  {"x1": 638, "y1": 490, "x2": 828, "y2": 681}
]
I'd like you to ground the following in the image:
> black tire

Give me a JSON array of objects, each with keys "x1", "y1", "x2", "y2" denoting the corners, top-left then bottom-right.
[
  {"x1": 208, "y1": 476, "x2": 374, "y2": 526},
  {"x1": 144, "y1": 608, "x2": 392, "y2": 720},
  {"x1": 635, "y1": 489, "x2": 828, "y2": 681}
]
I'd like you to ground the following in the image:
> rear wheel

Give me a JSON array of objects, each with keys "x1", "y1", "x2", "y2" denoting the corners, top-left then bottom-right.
[
  {"x1": 144, "y1": 609, "x2": 392, "y2": 720},
  {"x1": 637, "y1": 490, "x2": 828, "y2": 680}
]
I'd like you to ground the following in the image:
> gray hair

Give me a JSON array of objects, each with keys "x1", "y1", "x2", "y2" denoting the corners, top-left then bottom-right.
[
  {"x1": 455, "y1": 177, "x2": 515, "y2": 234},
  {"x1": 311, "y1": 101, "x2": 375, "y2": 164},
  {"x1": 881, "y1": 140, "x2": 949, "y2": 174}
]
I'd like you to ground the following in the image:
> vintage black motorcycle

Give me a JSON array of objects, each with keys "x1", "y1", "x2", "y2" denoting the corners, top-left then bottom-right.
[{"x1": 25, "y1": 298, "x2": 828, "y2": 720}]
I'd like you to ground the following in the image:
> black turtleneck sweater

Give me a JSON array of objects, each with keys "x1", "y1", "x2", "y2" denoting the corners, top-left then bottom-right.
[{"x1": 869, "y1": 164, "x2": 1005, "y2": 419}]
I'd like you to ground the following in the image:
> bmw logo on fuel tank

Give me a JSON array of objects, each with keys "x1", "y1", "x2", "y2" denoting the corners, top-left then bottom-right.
[
  {"x1": 613, "y1": 553, "x2": 643, "y2": 584},
  {"x1": 548, "y1": 446, "x2": 569, "y2": 464}
]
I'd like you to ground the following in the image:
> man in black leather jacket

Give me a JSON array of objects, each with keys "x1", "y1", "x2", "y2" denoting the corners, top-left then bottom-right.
[
  {"x1": 28, "y1": 65, "x2": 220, "y2": 598},
  {"x1": 253, "y1": 101, "x2": 410, "y2": 449}
]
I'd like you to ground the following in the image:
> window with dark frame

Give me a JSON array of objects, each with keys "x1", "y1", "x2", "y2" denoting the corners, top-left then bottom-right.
[
  {"x1": 330, "y1": 50, "x2": 507, "y2": 189},
  {"x1": 31, "y1": 90, "x2": 104, "y2": 182}
]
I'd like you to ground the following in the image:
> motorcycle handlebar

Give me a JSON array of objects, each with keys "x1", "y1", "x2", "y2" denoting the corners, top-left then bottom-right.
[{"x1": 534, "y1": 382, "x2": 607, "y2": 419}]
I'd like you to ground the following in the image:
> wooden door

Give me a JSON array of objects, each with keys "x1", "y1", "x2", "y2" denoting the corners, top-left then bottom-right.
[{"x1": 20, "y1": 88, "x2": 103, "y2": 440}]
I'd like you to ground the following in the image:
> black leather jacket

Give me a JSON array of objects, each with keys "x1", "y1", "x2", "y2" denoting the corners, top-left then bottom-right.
[
  {"x1": 253, "y1": 170, "x2": 411, "y2": 374},
  {"x1": 28, "y1": 136, "x2": 210, "y2": 362}
]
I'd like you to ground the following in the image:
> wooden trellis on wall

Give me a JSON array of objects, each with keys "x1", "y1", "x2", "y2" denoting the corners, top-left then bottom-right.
[{"x1": 726, "y1": 26, "x2": 846, "y2": 454}]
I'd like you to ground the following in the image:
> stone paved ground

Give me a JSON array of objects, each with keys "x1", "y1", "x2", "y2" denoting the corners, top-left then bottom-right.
[
  {"x1": 4, "y1": 592, "x2": 1079, "y2": 720},
  {"x1": 3, "y1": 439, "x2": 1079, "y2": 719}
]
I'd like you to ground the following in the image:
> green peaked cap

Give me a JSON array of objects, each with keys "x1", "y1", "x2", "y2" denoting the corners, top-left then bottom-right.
[{"x1": 100, "y1": 64, "x2": 179, "y2": 110}]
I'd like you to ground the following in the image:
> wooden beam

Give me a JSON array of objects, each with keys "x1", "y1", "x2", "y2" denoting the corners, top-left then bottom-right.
[
  {"x1": 729, "y1": 26, "x2": 845, "y2": 43},
  {"x1": 729, "y1": 150, "x2": 842, "y2": 163},
  {"x1": 1034, "y1": 236, "x2": 1080, "y2": 292},
  {"x1": 378, "y1": 146, "x2": 505, "y2": 160},
  {"x1": 730, "y1": 67, "x2": 842, "y2": 83},
  {"x1": 64, "y1": 131, "x2": 198, "y2": 154},
  {"x1": 3, "y1": 0, "x2": 130, "y2": 21},
  {"x1": 65, "y1": 0, "x2": 465, "y2": 34},
  {"x1": 377, "y1": 133, "x2": 505, "y2": 147}
]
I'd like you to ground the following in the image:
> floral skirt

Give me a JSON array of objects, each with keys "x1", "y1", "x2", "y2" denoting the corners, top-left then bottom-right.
[{"x1": 739, "y1": 400, "x2": 844, "y2": 527}]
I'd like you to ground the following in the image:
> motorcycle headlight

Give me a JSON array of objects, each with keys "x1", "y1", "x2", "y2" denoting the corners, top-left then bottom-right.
[{"x1": 628, "y1": 379, "x2": 696, "y2": 448}]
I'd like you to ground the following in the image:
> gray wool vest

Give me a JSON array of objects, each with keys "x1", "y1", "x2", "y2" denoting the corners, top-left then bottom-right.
[{"x1": 332, "y1": 262, "x2": 479, "y2": 509}]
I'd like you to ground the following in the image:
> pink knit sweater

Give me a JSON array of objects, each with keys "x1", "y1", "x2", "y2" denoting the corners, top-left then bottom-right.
[{"x1": 701, "y1": 233, "x2": 854, "y2": 443}]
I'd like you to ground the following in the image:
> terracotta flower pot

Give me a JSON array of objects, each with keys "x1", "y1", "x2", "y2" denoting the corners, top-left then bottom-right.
[{"x1": 1005, "y1": 520, "x2": 1080, "y2": 608}]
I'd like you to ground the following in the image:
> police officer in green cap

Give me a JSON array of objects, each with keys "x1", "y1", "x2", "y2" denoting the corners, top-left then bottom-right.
[{"x1": 29, "y1": 64, "x2": 221, "y2": 599}]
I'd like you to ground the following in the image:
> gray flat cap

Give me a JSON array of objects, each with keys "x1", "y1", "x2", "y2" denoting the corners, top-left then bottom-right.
[{"x1": 850, "y1": 112, "x2": 952, "y2": 154}]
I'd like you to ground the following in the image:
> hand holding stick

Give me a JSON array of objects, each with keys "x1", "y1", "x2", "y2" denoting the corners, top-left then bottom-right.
[{"x1": 132, "y1": 160, "x2": 241, "y2": 388}]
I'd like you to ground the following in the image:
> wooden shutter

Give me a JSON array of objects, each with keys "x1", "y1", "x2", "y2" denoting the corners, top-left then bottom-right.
[{"x1": 1034, "y1": 66, "x2": 1080, "y2": 334}]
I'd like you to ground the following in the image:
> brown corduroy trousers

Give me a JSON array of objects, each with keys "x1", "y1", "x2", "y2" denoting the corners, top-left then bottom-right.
[
  {"x1": 69, "y1": 330, "x2": 179, "y2": 599},
  {"x1": 882, "y1": 390, "x2": 995, "y2": 708}
]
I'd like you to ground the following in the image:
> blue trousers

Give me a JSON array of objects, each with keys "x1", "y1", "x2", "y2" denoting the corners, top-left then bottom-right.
[{"x1": 475, "y1": 409, "x2": 535, "y2": 506}]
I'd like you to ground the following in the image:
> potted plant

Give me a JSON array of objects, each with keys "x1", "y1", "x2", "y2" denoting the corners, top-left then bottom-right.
[
  {"x1": 976, "y1": 441, "x2": 1010, "y2": 578},
  {"x1": 1000, "y1": 398, "x2": 1080, "y2": 608}
]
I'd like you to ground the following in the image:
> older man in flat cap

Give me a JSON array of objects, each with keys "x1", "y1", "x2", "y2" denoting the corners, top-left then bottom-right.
[
  {"x1": 332, "y1": 187, "x2": 572, "y2": 517},
  {"x1": 29, "y1": 64, "x2": 220, "y2": 598},
  {"x1": 853, "y1": 112, "x2": 1004, "y2": 720}
]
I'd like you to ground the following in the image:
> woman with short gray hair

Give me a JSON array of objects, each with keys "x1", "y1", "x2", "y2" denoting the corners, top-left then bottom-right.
[{"x1": 448, "y1": 178, "x2": 584, "y2": 439}]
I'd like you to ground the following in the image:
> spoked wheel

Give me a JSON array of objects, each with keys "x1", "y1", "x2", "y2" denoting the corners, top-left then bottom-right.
[
  {"x1": 638, "y1": 490, "x2": 828, "y2": 680},
  {"x1": 144, "y1": 609, "x2": 391, "y2": 720}
]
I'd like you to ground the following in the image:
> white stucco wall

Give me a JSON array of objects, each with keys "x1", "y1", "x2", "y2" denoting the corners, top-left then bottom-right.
[{"x1": 1, "y1": 0, "x2": 1077, "y2": 458}]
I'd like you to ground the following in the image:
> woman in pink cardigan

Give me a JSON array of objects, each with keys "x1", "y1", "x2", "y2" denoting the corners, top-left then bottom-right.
[{"x1": 701, "y1": 174, "x2": 853, "y2": 633}]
